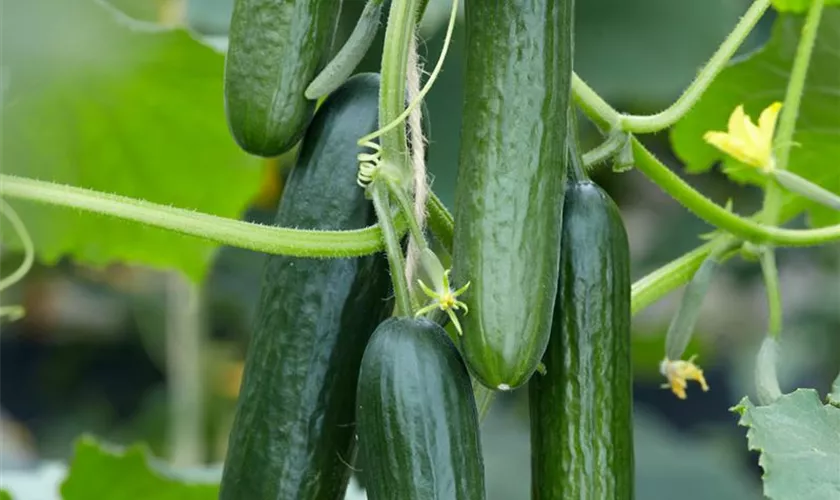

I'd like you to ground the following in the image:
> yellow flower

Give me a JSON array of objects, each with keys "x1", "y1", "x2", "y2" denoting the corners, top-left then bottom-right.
[
  {"x1": 660, "y1": 355, "x2": 710, "y2": 400},
  {"x1": 703, "y1": 102, "x2": 782, "y2": 172}
]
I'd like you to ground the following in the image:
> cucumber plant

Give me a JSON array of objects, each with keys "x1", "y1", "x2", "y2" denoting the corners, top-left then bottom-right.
[{"x1": 5, "y1": 0, "x2": 840, "y2": 498}]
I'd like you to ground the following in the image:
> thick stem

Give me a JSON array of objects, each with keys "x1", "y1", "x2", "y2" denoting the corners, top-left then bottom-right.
[
  {"x1": 763, "y1": 0, "x2": 825, "y2": 225},
  {"x1": 371, "y1": 182, "x2": 412, "y2": 317},
  {"x1": 620, "y1": 0, "x2": 771, "y2": 133},
  {"x1": 377, "y1": 0, "x2": 419, "y2": 167},
  {"x1": 631, "y1": 138, "x2": 840, "y2": 247},
  {"x1": 0, "y1": 174, "x2": 402, "y2": 258}
]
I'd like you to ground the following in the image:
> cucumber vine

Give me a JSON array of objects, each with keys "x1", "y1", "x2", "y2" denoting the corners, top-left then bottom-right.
[{"x1": 2, "y1": 0, "x2": 837, "y2": 397}]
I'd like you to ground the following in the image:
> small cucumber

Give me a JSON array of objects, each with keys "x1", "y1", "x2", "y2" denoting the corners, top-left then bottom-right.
[
  {"x1": 224, "y1": 0, "x2": 342, "y2": 156},
  {"x1": 529, "y1": 150, "x2": 634, "y2": 499},
  {"x1": 219, "y1": 74, "x2": 391, "y2": 500},
  {"x1": 453, "y1": 0, "x2": 574, "y2": 390},
  {"x1": 357, "y1": 317, "x2": 486, "y2": 500}
]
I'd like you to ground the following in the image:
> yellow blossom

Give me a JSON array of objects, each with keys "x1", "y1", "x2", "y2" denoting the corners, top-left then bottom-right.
[
  {"x1": 660, "y1": 355, "x2": 710, "y2": 400},
  {"x1": 703, "y1": 102, "x2": 782, "y2": 172}
]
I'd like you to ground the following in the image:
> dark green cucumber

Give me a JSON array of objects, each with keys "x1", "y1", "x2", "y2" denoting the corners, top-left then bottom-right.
[
  {"x1": 224, "y1": 0, "x2": 342, "y2": 156},
  {"x1": 357, "y1": 317, "x2": 486, "y2": 500},
  {"x1": 529, "y1": 153, "x2": 634, "y2": 499},
  {"x1": 453, "y1": 0, "x2": 574, "y2": 390},
  {"x1": 220, "y1": 74, "x2": 391, "y2": 500}
]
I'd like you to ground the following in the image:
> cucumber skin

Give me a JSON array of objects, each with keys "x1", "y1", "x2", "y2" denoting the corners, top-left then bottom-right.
[
  {"x1": 529, "y1": 181, "x2": 634, "y2": 500},
  {"x1": 219, "y1": 74, "x2": 391, "y2": 500},
  {"x1": 357, "y1": 317, "x2": 486, "y2": 500},
  {"x1": 453, "y1": 0, "x2": 574, "y2": 390},
  {"x1": 224, "y1": 0, "x2": 342, "y2": 157}
]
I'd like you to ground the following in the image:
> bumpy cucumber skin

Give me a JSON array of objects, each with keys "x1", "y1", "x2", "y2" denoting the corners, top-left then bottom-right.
[
  {"x1": 219, "y1": 74, "x2": 391, "y2": 500},
  {"x1": 453, "y1": 0, "x2": 574, "y2": 390},
  {"x1": 529, "y1": 180, "x2": 634, "y2": 500},
  {"x1": 357, "y1": 317, "x2": 486, "y2": 500},
  {"x1": 224, "y1": 0, "x2": 342, "y2": 157}
]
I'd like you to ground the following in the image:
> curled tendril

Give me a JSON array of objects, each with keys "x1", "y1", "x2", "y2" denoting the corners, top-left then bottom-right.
[
  {"x1": 0, "y1": 199, "x2": 35, "y2": 323},
  {"x1": 357, "y1": 140, "x2": 382, "y2": 188},
  {"x1": 415, "y1": 269, "x2": 471, "y2": 336}
]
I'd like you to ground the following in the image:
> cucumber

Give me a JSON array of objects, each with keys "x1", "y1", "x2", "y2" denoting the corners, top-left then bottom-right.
[
  {"x1": 219, "y1": 73, "x2": 391, "y2": 500},
  {"x1": 452, "y1": 0, "x2": 574, "y2": 390},
  {"x1": 529, "y1": 150, "x2": 634, "y2": 499},
  {"x1": 224, "y1": 0, "x2": 342, "y2": 156},
  {"x1": 357, "y1": 317, "x2": 486, "y2": 500}
]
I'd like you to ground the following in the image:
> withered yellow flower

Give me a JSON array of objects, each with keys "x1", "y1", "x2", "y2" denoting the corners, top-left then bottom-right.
[
  {"x1": 660, "y1": 355, "x2": 710, "y2": 400},
  {"x1": 703, "y1": 102, "x2": 782, "y2": 172}
]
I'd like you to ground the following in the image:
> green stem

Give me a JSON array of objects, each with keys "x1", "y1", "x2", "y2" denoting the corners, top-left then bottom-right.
[
  {"x1": 0, "y1": 174, "x2": 401, "y2": 258},
  {"x1": 371, "y1": 182, "x2": 412, "y2": 317},
  {"x1": 763, "y1": 0, "x2": 825, "y2": 225},
  {"x1": 305, "y1": 0, "x2": 385, "y2": 100},
  {"x1": 772, "y1": 169, "x2": 840, "y2": 211},
  {"x1": 620, "y1": 0, "x2": 771, "y2": 133},
  {"x1": 385, "y1": 178, "x2": 428, "y2": 249},
  {"x1": 377, "y1": 0, "x2": 419, "y2": 168},
  {"x1": 760, "y1": 249, "x2": 783, "y2": 339},
  {"x1": 631, "y1": 238, "x2": 740, "y2": 316},
  {"x1": 582, "y1": 132, "x2": 626, "y2": 167},
  {"x1": 427, "y1": 192, "x2": 454, "y2": 250},
  {"x1": 571, "y1": 73, "x2": 619, "y2": 130},
  {"x1": 631, "y1": 138, "x2": 840, "y2": 246}
]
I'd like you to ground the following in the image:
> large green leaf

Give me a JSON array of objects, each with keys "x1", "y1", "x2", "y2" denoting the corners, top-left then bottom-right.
[
  {"x1": 732, "y1": 389, "x2": 840, "y2": 500},
  {"x1": 2, "y1": 0, "x2": 262, "y2": 281},
  {"x1": 670, "y1": 10, "x2": 840, "y2": 228},
  {"x1": 773, "y1": 0, "x2": 840, "y2": 13},
  {"x1": 61, "y1": 436, "x2": 218, "y2": 500}
]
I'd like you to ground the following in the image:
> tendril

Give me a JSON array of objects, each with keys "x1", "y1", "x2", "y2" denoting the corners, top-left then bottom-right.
[{"x1": 0, "y1": 199, "x2": 35, "y2": 322}]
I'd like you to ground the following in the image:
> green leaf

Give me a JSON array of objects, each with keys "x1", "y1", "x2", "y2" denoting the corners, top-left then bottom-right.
[
  {"x1": 0, "y1": 489, "x2": 13, "y2": 500},
  {"x1": 772, "y1": 0, "x2": 840, "y2": 13},
  {"x1": 732, "y1": 389, "x2": 840, "y2": 500},
  {"x1": 2, "y1": 0, "x2": 262, "y2": 281},
  {"x1": 60, "y1": 436, "x2": 218, "y2": 499},
  {"x1": 670, "y1": 10, "x2": 840, "y2": 228}
]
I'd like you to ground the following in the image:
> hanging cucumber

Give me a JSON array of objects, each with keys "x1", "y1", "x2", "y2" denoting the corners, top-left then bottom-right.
[
  {"x1": 357, "y1": 317, "x2": 486, "y2": 500},
  {"x1": 224, "y1": 0, "x2": 342, "y2": 156},
  {"x1": 529, "y1": 144, "x2": 634, "y2": 499},
  {"x1": 219, "y1": 74, "x2": 391, "y2": 500},
  {"x1": 453, "y1": 0, "x2": 574, "y2": 390}
]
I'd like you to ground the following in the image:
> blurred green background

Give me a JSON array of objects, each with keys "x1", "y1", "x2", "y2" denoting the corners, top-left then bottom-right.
[{"x1": 1, "y1": 0, "x2": 838, "y2": 498}]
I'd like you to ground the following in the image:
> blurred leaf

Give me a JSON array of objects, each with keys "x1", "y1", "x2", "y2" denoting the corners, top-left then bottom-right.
[
  {"x1": 0, "y1": 489, "x2": 13, "y2": 500},
  {"x1": 772, "y1": 0, "x2": 840, "y2": 13},
  {"x1": 733, "y1": 389, "x2": 840, "y2": 500},
  {"x1": 61, "y1": 436, "x2": 218, "y2": 500},
  {"x1": 2, "y1": 0, "x2": 262, "y2": 281},
  {"x1": 670, "y1": 11, "x2": 840, "y2": 228}
]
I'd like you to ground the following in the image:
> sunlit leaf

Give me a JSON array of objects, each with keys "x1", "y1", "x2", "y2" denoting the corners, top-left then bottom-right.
[
  {"x1": 732, "y1": 389, "x2": 840, "y2": 500},
  {"x1": 2, "y1": 0, "x2": 262, "y2": 281},
  {"x1": 670, "y1": 10, "x2": 840, "y2": 228}
]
